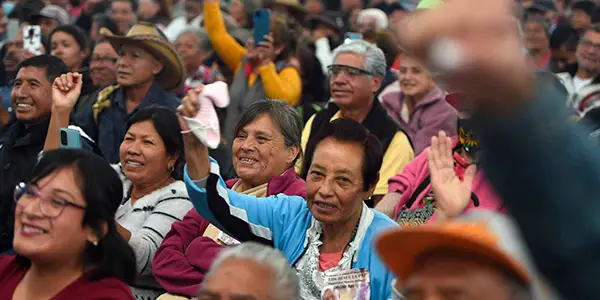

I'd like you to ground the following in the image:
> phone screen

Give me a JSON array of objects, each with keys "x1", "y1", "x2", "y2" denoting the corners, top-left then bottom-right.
[
  {"x1": 253, "y1": 9, "x2": 271, "y2": 44},
  {"x1": 23, "y1": 25, "x2": 42, "y2": 55},
  {"x1": 344, "y1": 32, "x2": 363, "y2": 41}
]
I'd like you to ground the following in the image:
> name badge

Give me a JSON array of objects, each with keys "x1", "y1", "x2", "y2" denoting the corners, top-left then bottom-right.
[
  {"x1": 217, "y1": 231, "x2": 240, "y2": 246},
  {"x1": 321, "y1": 268, "x2": 370, "y2": 300}
]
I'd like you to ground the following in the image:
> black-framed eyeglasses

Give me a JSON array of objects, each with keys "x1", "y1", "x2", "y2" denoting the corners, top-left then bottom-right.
[
  {"x1": 327, "y1": 64, "x2": 374, "y2": 78},
  {"x1": 14, "y1": 182, "x2": 86, "y2": 218},
  {"x1": 90, "y1": 56, "x2": 118, "y2": 64},
  {"x1": 579, "y1": 39, "x2": 600, "y2": 52}
]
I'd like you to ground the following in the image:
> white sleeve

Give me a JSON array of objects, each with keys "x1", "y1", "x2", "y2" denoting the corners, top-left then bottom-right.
[{"x1": 315, "y1": 37, "x2": 333, "y2": 75}]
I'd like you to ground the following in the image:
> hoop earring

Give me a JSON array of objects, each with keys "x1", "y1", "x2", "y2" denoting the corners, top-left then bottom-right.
[{"x1": 168, "y1": 164, "x2": 174, "y2": 172}]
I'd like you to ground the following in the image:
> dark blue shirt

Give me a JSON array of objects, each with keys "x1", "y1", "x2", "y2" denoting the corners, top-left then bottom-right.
[{"x1": 74, "y1": 82, "x2": 180, "y2": 163}]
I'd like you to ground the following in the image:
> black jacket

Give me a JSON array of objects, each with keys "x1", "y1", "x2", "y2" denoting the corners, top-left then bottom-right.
[{"x1": 0, "y1": 118, "x2": 49, "y2": 252}]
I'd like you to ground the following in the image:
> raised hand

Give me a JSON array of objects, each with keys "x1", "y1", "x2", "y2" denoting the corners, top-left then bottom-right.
[
  {"x1": 52, "y1": 72, "x2": 83, "y2": 113},
  {"x1": 256, "y1": 34, "x2": 276, "y2": 67},
  {"x1": 427, "y1": 131, "x2": 475, "y2": 219},
  {"x1": 245, "y1": 38, "x2": 259, "y2": 65}
]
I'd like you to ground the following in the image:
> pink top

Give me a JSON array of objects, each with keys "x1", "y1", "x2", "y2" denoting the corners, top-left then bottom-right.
[
  {"x1": 388, "y1": 138, "x2": 505, "y2": 221},
  {"x1": 319, "y1": 252, "x2": 343, "y2": 271}
]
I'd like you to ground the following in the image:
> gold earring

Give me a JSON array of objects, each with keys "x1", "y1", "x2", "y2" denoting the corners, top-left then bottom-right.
[
  {"x1": 92, "y1": 240, "x2": 98, "y2": 246},
  {"x1": 168, "y1": 164, "x2": 174, "y2": 171}
]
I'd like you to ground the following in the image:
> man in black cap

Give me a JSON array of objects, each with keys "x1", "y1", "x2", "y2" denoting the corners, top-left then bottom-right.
[
  {"x1": 309, "y1": 11, "x2": 344, "y2": 74},
  {"x1": 30, "y1": 5, "x2": 70, "y2": 39},
  {"x1": 571, "y1": 0, "x2": 596, "y2": 34}
]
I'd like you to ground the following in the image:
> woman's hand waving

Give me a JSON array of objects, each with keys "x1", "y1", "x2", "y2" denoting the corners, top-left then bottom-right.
[{"x1": 427, "y1": 131, "x2": 475, "y2": 220}]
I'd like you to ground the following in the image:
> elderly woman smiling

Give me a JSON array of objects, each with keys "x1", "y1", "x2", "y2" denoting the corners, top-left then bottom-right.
[
  {"x1": 152, "y1": 99, "x2": 305, "y2": 298},
  {"x1": 177, "y1": 88, "x2": 398, "y2": 300}
]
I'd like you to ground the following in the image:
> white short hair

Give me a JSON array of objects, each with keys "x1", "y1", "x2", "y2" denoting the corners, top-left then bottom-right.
[
  {"x1": 202, "y1": 242, "x2": 300, "y2": 300},
  {"x1": 358, "y1": 8, "x2": 388, "y2": 29},
  {"x1": 332, "y1": 40, "x2": 387, "y2": 76}
]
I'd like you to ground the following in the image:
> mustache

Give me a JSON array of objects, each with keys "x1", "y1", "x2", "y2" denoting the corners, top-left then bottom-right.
[
  {"x1": 90, "y1": 66, "x2": 108, "y2": 72},
  {"x1": 331, "y1": 86, "x2": 352, "y2": 93}
]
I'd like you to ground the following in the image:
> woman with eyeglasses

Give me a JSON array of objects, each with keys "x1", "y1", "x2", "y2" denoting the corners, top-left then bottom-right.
[
  {"x1": 0, "y1": 149, "x2": 136, "y2": 299},
  {"x1": 74, "y1": 40, "x2": 120, "y2": 114}
]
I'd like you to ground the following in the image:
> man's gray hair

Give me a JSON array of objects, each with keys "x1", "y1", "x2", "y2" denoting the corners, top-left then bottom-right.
[
  {"x1": 176, "y1": 27, "x2": 214, "y2": 53},
  {"x1": 202, "y1": 242, "x2": 301, "y2": 300},
  {"x1": 332, "y1": 40, "x2": 387, "y2": 77}
]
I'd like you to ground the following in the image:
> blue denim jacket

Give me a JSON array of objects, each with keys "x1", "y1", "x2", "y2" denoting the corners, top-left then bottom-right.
[{"x1": 74, "y1": 82, "x2": 180, "y2": 163}]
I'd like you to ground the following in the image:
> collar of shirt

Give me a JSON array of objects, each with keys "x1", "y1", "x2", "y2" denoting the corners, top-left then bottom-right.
[{"x1": 113, "y1": 82, "x2": 167, "y2": 113}]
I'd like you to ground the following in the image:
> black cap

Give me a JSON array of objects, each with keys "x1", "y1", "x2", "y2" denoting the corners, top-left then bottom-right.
[
  {"x1": 571, "y1": 0, "x2": 596, "y2": 16},
  {"x1": 309, "y1": 11, "x2": 344, "y2": 33}
]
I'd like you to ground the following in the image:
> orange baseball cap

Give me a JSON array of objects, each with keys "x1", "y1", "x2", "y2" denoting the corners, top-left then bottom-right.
[{"x1": 376, "y1": 219, "x2": 531, "y2": 285}]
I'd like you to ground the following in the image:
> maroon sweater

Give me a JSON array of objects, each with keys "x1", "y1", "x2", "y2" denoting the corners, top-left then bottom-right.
[
  {"x1": 152, "y1": 168, "x2": 306, "y2": 297},
  {"x1": 0, "y1": 255, "x2": 134, "y2": 299}
]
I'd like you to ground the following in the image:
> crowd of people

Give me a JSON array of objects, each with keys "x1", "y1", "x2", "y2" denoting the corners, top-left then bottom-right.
[{"x1": 0, "y1": 0, "x2": 599, "y2": 299}]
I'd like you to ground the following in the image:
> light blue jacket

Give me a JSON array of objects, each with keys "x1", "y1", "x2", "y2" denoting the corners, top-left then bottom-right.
[{"x1": 184, "y1": 160, "x2": 398, "y2": 299}]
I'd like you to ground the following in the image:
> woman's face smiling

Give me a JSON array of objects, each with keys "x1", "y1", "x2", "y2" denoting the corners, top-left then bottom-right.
[
  {"x1": 232, "y1": 114, "x2": 299, "y2": 187},
  {"x1": 13, "y1": 166, "x2": 97, "y2": 263},
  {"x1": 305, "y1": 138, "x2": 373, "y2": 225},
  {"x1": 119, "y1": 120, "x2": 177, "y2": 187}
]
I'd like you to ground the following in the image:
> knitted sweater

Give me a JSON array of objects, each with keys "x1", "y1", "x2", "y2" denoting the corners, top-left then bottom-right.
[{"x1": 112, "y1": 165, "x2": 193, "y2": 293}]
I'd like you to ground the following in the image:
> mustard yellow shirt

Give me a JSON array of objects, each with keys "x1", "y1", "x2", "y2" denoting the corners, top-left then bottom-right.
[
  {"x1": 204, "y1": 1, "x2": 301, "y2": 105},
  {"x1": 297, "y1": 112, "x2": 414, "y2": 196}
]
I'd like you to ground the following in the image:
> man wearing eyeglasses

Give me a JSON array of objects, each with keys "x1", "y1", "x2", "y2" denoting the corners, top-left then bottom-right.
[
  {"x1": 72, "y1": 39, "x2": 119, "y2": 114},
  {"x1": 298, "y1": 40, "x2": 414, "y2": 206},
  {"x1": 557, "y1": 24, "x2": 600, "y2": 113},
  {"x1": 89, "y1": 39, "x2": 119, "y2": 88}
]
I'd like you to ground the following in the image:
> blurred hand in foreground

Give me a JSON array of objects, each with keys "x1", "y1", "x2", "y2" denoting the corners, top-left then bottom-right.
[{"x1": 396, "y1": 0, "x2": 534, "y2": 112}]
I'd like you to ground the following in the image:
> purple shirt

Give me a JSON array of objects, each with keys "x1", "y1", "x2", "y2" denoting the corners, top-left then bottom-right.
[{"x1": 379, "y1": 82, "x2": 458, "y2": 155}]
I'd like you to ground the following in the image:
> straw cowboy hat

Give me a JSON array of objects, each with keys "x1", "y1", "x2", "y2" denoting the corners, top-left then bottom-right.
[
  {"x1": 273, "y1": 0, "x2": 307, "y2": 14},
  {"x1": 100, "y1": 22, "x2": 184, "y2": 91}
]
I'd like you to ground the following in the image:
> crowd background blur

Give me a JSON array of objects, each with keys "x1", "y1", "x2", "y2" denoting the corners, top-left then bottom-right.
[{"x1": 0, "y1": 0, "x2": 598, "y2": 299}]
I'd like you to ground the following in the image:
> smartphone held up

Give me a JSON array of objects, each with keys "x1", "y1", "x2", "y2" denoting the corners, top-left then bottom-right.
[
  {"x1": 23, "y1": 25, "x2": 42, "y2": 56},
  {"x1": 253, "y1": 9, "x2": 271, "y2": 44},
  {"x1": 60, "y1": 128, "x2": 82, "y2": 149}
]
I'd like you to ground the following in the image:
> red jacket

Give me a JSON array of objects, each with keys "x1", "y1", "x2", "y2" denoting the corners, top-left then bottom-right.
[
  {"x1": 0, "y1": 256, "x2": 134, "y2": 299},
  {"x1": 152, "y1": 168, "x2": 306, "y2": 297}
]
